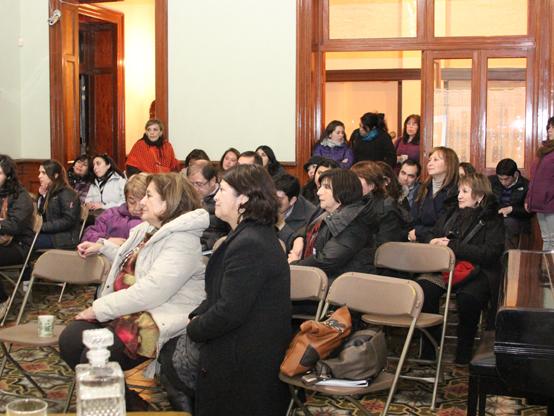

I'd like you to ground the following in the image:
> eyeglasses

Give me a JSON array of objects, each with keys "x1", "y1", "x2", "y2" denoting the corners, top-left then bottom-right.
[{"x1": 191, "y1": 180, "x2": 209, "y2": 188}]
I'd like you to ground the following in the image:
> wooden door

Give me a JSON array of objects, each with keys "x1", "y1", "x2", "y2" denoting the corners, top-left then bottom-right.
[{"x1": 79, "y1": 19, "x2": 117, "y2": 158}]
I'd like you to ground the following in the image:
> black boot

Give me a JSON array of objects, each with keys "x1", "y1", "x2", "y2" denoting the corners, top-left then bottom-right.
[{"x1": 455, "y1": 292, "x2": 482, "y2": 365}]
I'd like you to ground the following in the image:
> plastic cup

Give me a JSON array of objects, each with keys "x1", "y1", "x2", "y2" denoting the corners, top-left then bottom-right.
[
  {"x1": 37, "y1": 315, "x2": 55, "y2": 337},
  {"x1": 6, "y1": 398, "x2": 48, "y2": 416}
]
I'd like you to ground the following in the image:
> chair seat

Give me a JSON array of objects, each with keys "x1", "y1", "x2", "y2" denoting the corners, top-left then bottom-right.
[
  {"x1": 0, "y1": 322, "x2": 65, "y2": 346},
  {"x1": 362, "y1": 312, "x2": 443, "y2": 328},
  {"x1": 279, "y1": 371, "x2": 394, "y2": 395}
]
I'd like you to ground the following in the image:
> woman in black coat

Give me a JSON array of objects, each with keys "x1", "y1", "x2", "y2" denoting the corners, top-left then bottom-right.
[
  {"x1": 350, "y1": 112, "x2": 396, "y2": 167},
  {"x1": 419, "y1": 173, "x2": 505, "y2": 364},
  {"x1": 289, "y1": 169, "x2": 377, "y2": 280},
  {"x1": 409, "y1": 146, "x2": 459, "y2": 243},
  {"x1": 36, "y1": 160, "x2": 81, "y2": 250},
  {"x1": 0, "y1": 155, "x2": 34, "y2": 315},
  {"x1": 186, "y1": 165, "x2": 291, "y2": 416}
]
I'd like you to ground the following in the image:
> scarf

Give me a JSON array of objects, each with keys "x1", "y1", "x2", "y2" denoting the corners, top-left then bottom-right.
[{"x1": 321, "y1": 138, "x2": 345, "y2": 148}]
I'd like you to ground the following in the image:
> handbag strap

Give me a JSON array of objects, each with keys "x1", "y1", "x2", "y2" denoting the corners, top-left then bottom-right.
[{"x1": 460, "y1": 219, "x2": 485, "y2": 244}]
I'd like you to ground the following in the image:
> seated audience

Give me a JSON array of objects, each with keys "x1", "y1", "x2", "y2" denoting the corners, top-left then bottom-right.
[
  {"x1": 238, "y1": 150, "x2": 263, "y2": 166},
  {"x1": 351, "y1": 161, "x2": 410, "y2": 264},
  {"x1": 186, "y1": 163, "x2": 230, "y2": 251},
  {"x1": 81, "y1": 173, "x2": 148, "y2": 244},
  {"x1": 126, "y1": 118, "x2": 180, "y2": 175},
  {"x1": 67, "y1": 154, "x2": 93, "y2": 204},
  {"x1": 409, "y1": 146, "x2": 459, "y2": 243},
  {"x1": 350, "y1": 112, "x2": 396, "y2": 167},
  {"x1": 0, "y1": 155, "x2": 34, "y2": 316},
  {"x1": 37, "y1": 159, "x2": 81, "y2": 250},
  {"x1": 289, "y1": 169, "x2": 376, "y2": 281},
  {"x1": 219, "y1": 147, "x2": 240, "y2": 172},
  {"x1": 417, "y1": 173, "x2": 504, "y2": 364},
  {"x1": 301, "y1": 158, "x2": 339, "y2": 206},
  {"x1": 312, "y1": 120, "x2": 354, "y2": 169},
  {"x1": 303, "y1": 155, "x2": 326, "y2": 181},
  {"x1": 395, "y1": 114, "x2": 421, "y2": 169},
  {"x1": 398, "y1": 159, "x2": 421, "y2": 209},
  {"x1": 85, "y1": 154, "x2": 126, "y2": 211},
  {"x1": 256, "y1": 145, "x2": 285, "y2": 177},
  {"x1": 61, "y1": 173, "x2": 208, "y2": 408},
  {"x1": 526, "y1": 116, "x2": 554, "y2": 252},
  {"x1": 274, "y1": 173, "x2": 318, "y2": 251},
  {"x1": 377, "y1": 161, "x2": 410, "y2": 211},
  {"x1": 177, "y1": 165, "x2": 290, "y2": 415},
  {"x1": 489, "y1": 158, "x2": 532, "y2": 249},
  {"x1": 459, "y1": 161, "x2": 476, "y2": 178}
]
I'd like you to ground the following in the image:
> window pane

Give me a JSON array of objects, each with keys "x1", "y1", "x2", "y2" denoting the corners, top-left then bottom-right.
[
  {"x1": 486, "y1": 58, "x2": 526, "y2": 169},
  {"x1": 326, "y1": 51, "x2": 421, "y2": 70},
  {"x1": 435, "y1": 0, "x2": 527, "y2": 37},
  {"x1": 433, "y1": 59, "x2": 472, "y2": 162},
  {"x1": 329, "y1": 0, "x2": 417, "y2": 39}
]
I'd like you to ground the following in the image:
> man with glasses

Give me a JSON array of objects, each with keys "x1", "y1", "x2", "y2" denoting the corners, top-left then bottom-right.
[
  {"x1": 187, "y1": 163, "x2": 229, "y2": 251},
  {"x1": 489, "y1": 158, "x2": 533, "y2": 249}
]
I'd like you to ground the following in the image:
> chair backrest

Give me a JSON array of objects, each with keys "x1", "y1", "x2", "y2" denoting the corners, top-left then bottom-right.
[
  {"x1": 375, "y1": 242, "x2": 455, "y2": 273},
  {"x1": 289, "y1": 265, "x2": 328, "y2": 302},
  {"x1": 32, "y1": 250, "x2": 111, "y2": 285},
  {"x1": 32, "y1": 213, "x2": 43, "y2": 234},
  {"x1": 79, "y1": 205, "x2": 90, "y2": 239},
  {"x1": 324, "y1": 272, "x2": 424, "y2": 319}
]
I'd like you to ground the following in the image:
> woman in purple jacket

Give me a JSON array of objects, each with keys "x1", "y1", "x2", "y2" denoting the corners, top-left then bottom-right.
[
  {"x1": 312, "y1": 120, "x2": 354, "y2": 169},
  {"x1": 395, "y1": 114, "x2": 420, "y2": 169},
  {"x1": 526, "y1": 117, "x2": 554, "y2": 251},
  {"x1": 81, "y1": 173, "x2": 147, "y2": 244}
]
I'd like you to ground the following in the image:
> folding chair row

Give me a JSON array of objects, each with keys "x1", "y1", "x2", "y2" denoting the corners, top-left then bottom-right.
[
  {"x1": 0, "y1": 250, "x2": 110, "y2": 411},
  {"x1": 289, "y1": 265, "x2": 328, "y2": 322}
]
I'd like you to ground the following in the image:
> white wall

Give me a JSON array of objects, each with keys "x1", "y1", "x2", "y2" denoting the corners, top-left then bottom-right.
[
  {"x1": 102, "y1": 0, "x2": 156, "y2": 153},
  {"x1": 0, "y1": 0, "x2": 50, "y2": 159},
  {"x1": 168, "y1": 0, "x2": 296, "y2": 162}
]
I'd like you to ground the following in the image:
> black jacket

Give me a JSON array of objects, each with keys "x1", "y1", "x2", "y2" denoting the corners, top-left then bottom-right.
[
  {"x1": 200, "y1": 191, "x2": 230, "y2": 251},
  {"x1": 350, "y1": 128, "x2": 396, "y2": 167},
  {"x1": 278, "y1": 196, "x2": 317, "y2": 251},
  {"x1": 411, "y1": 182, "x2": 458, "y2": 243},
  {"x1": 489, "y1": 174, "x2": 532, "y2": 219},
  {"x1": 294, "y1": 200, "x2": 378, "y2": 280},
  {"x1": 0, "y1": 184, "x2": 34, "y2": 252},
  {"x1": 38, "y1": 187, "x2": 81, "y2": 249},
  {"x1": 187, "y1": 221, "x2": 291, "y2": 416},
  {"x1": 424, "y1": 198, "x2": 505, "y2": 301}
]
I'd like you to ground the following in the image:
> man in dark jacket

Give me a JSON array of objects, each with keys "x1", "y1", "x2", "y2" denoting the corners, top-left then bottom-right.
[
  {"x1": 274, "y1": 173, "x2": 318, "y2": 251},
  {"x1": 489, "y1": 159, "x2": 532, "y2": 249},
  {"x1": 187, "y1": 163, "x2": 230, "y2": 251}
]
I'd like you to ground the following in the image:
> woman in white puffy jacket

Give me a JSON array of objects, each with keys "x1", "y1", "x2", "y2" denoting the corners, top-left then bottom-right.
[
  {"x1": 59, "y1": 173, "x2": 208, "y2": 405},
  {"x1": 85, "y1": 154, "x2": 126, "y2": 211}
]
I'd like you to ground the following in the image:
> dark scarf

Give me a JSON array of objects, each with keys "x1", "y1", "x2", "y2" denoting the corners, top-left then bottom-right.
[
  {"x1": 96, "y1": 170, "x2": 115, "y2": 192},
  {"x1": 142, "y1": 134, "x2": 165, "y2": 148}
]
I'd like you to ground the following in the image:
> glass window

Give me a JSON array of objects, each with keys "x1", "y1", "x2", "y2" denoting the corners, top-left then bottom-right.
[
  {"x1": 329, "y1": 0, "x2": 417, "y2": 39},
  {"x1": 486, "y1": 58, "x2": 526, "y2": 169},
  {"x1": 326, "y1": 51, "x2": 421, "y2": 70},
  {"x1": 433, "y1": 59, "x2": 472, "y2": 162},
  {"x1": 435, "y1": 0, "x2": 527, "y2": 37}
]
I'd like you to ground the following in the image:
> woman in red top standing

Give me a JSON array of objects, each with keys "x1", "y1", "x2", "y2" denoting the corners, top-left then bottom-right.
[{"x1": 126, "y1": 119, "x2": 180, "y2": 175}]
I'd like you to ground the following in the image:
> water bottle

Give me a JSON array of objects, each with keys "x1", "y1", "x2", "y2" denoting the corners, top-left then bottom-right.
[{"x1": 76, "y1": 328, "x2": 126, "y2": 416}]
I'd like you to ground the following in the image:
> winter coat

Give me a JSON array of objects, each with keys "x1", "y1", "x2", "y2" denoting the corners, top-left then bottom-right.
[
  {"x1": 126, "y1": 137, "x2": 180, "y2": 175},
  {"x1": 81, "y1": 203, "x2": 142, "y2": 243},
  {"x1": 85, "y1": 172, "x2": 126, "y2": 209},
  {"x1": 187, "y1": 220, "x2": 291, "y2": 416},
  {"x1": 526, "y1": 150, "x2": 554, "y2": 213},
  {"x1": 38, "y1": 187, "x2": 81, "y2": 249},
  {"x1": 395, "y1": 139, "x2": 420, "y2": 164},
  {"x1": 423, "y1": 198, "x2": 505, "y2": 303},
  {"x1": 489, "y1": 174, "x2": 532, "y2": 219},
  {"x1": 350, "y1": 128, "x2": 397, "y2": 167},
  {"x1": 411, "y1": 182, "x2": 458, "y2": 242},
  {"x1": 200, "y1": 189, "x2": 230, "y2": 251},
  {"x1": 293, "y1": 200, "x2": 378, "y2": 280},
  {"x1": 0, "y1": 184, "x2": 34, "y2": 252},
  {"x1": 313, "y1": 142, "x2": 354, "y2": 169},
  {"x1": 94, "y1": 208, "x2": 209, "y2": 377},
  {"x1": 278, "y1": 196, "x2": 318, "y2": 251}
]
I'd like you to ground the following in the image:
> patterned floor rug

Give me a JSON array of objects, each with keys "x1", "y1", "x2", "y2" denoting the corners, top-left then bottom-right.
[{"x1": 0, "y1": 283, "x2": 548, "y2": 415}]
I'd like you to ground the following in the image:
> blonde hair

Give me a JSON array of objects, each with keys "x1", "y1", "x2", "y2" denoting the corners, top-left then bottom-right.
[
  {"x1": 125, "y1": 173, "x2": 148, "y2": 200},
  {"x1": 459, "y1": 173, "x2": 493, "y2": 201}
]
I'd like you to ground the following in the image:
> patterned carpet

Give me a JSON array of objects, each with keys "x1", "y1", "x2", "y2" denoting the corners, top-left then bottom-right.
[{"x1": 0, "y1": 281, "x2": 548, "y2": 415}]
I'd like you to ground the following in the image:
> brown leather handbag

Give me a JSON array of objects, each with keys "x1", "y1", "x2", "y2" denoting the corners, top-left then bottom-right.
[{"x1": 280, "y1": 306, "x2": 352, "y2": 377}]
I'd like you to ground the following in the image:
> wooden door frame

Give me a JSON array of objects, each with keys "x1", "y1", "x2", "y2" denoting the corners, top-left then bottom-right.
[{"x1": 49, "y1": 0, "x2": 167, "y2": 168}]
